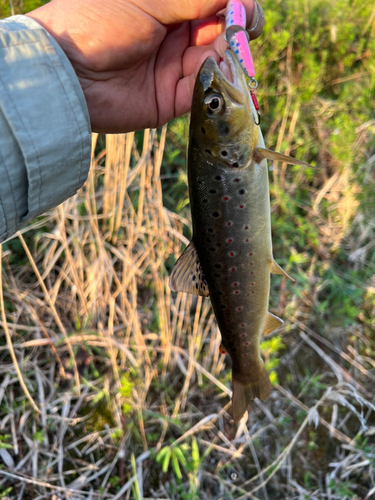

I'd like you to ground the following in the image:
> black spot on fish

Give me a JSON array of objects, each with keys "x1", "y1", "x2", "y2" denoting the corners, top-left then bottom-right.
[
  {"x1": 215, "y1": 175, "x2": 222, "y2": 181},
  {"x1": 233, "y1": 162, "x2": 239, "y2": 168},
  {"x1": 239, "y1": 189, "x2": 245, "y2": 195},
  {"x1": 214, "y1": 273, "x2": 221, "y2": 278},
  {"x1": 212, "y1": 211, "x2": 220, "y2": 218},
  {"x1": 206, "y1": 238, "x2": 212, "y2": 243},
  {"x1": 216, "y1": 242, "x2": 221, "y2": 247},
  {"x1": 234, "y1": 178, "x2": 240, "y2": 182},
  {"x1": 209, "y1": 247, "x2": 216, "y2": 252},
  {"x1": 208, "y1": 228, "x2": 214, "y2": 233},
  {"x1": 205, "y1": 149, "x2": 212, "y2": 155},
  {"x1": 201, "y1": 127, "x2": 206, "y2": 134},
  {"x1": 209, "y1": 189, "x2": 216, "y2": 194},
  {"x1": 203, "y1": 199, "x2": 208, "y2": 203},
  {"x1": 195, "y1": 283, "x2": 198, "y2": 289},
  {"x1": 221, "y1": 150, "x2": 228, "y2": 157},
  {"x1": 198, "y1": 179, "x2": 202, "y2": 184},
  {"x1": 218, "y1": 121, "x2": 230, "y2": 135},
  {"x1": 220, "y1": 304, "x2": 225, "y2": 309},
  {"x1": 214, "y1": 264, "x2": 222, "y2": 269},
  {"x1": 217, "y1": 291, "x2": 223, "y2": 295}
]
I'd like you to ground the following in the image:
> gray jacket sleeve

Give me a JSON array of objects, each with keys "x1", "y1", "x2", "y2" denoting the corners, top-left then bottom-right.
[{"x1": 0, "y1": 15, "x2": 91, "y2": 242}]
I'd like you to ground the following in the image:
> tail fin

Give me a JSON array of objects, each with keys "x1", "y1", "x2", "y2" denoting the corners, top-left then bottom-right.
[{"x1": 232, "y1": 365, "x2": 272, "y2": 424}]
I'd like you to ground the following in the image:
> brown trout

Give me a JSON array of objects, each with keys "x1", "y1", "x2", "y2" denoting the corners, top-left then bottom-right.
[{"x1": 170, "y1": 49, "x2": 312, "y2": 423}]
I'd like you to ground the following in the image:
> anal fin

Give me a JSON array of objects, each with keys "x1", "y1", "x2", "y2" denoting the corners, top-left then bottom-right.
[
  {"x1": 254, "y1": 147, "x2": 317, "y2": 170},
  {"x1": 270, "y1": 259, "x2": 295, "y2": 283},
  {"x1": 263, "y1": 312, "x2": 283, "y2": 336},
  {"x1": 169, "y1": 240, "x2": 209, "y2": 297}
]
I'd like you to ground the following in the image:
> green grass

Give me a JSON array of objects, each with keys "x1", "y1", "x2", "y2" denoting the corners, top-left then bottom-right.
[{"x1": 0, "y1": 0, "x2": 375, "y2": 499}]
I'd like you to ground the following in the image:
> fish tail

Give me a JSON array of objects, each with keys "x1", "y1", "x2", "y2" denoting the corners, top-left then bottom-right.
[{"x1": 232, "y1": 365, "x2": 271, "y2": 423}]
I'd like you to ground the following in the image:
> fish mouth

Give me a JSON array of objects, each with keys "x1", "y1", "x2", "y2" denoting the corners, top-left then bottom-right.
[
  {"x1": 200, "y1": 49, "x2": 248, "y2": 104},
  {"x1": 219, "y1": 50, "x2": 239, "y2": 88}
]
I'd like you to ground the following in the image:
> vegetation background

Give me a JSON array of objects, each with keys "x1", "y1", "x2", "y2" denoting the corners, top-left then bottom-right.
[{"x1": 0, "y1": 0, "x2": 374, "y2": 498}]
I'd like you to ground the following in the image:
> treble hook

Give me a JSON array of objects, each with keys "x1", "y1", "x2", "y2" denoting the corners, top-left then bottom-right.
[{"x1": 249, "y1": 80, "x2": 261, "y2": 125}]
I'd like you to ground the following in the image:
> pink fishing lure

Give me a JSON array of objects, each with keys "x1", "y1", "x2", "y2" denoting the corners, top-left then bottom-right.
[
  {"x1": 228, "y1": 30, "x2": 255, "y2": 78},
  {"x1": 225, "y1": 0, "x2": 247, "y2": 30},
  {"x1": 225, "y1": 0, "x2": 255, "y2": 80},
  {"x1": 224, "y1": 0, "x2": 260, "y2": 123}
]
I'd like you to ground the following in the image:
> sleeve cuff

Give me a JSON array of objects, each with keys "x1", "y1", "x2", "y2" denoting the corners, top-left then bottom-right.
[{"x1": 0, "y1": 15, "x2": 91, "y2": 239}]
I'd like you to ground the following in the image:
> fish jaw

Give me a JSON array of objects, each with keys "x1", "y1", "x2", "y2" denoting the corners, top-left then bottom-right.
[{"x1": 190, "y1": 50, "x2": 258, "y2": 170}]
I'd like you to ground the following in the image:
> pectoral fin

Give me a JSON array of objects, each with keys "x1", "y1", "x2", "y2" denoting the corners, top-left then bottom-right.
[
  {"x1": 254, "y1": 147, "x2": 317, "y2": 169},
  {"x1": 270, "y1": 259, "x2": 295, "y2": 283},
  {"x1": 169, "y1": 241, "x2": 209, "y2": 297},
  {"x1": 263, "y1": 312, "x2": 284, "y2": 336}
]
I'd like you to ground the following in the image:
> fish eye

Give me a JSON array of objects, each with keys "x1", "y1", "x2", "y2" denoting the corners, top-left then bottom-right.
[{"x1": 204, "y1": 94, "x2": 223, "y2": 114}]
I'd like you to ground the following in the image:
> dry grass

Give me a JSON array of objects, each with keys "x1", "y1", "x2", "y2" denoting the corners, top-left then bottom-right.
[{"x1": 0, "y1": 116, "x2": 374, "y2": 499}]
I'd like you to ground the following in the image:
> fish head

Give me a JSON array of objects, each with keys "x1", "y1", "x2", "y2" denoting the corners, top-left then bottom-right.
[{"x1": 190, "y1": 49, "x2": 258, "y2": 169}]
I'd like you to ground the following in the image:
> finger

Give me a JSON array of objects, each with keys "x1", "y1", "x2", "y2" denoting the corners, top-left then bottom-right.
[
  {"x1": 213, "y1": 33, "x2": 229, "y2": 58},
  {"x1": 240, "y1": 0, "x2": 256, "y2": 32},
  {"x1": 137, "y1": 0, "x2": 227, "y2": 24},
  {"x1": 190, "y1": 16, "x2": 224, "y2": 46},
  {"x1": 182, "y1": 44, "x2": 217, "y2": 76},
  {"x1": 175, "y1": 49, "x2": 220, "y2": 119}
]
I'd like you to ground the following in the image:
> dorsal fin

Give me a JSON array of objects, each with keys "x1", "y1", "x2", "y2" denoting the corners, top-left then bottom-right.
[
  {"x1": 262, "y1": 312, "x2": 283, "y2": 336},
  {"x1": 169, "y1": 241, "x2": 209, "y2": 297},
  {"x1": 269, "y1": 259, "x2": 295, "y2": 283}
]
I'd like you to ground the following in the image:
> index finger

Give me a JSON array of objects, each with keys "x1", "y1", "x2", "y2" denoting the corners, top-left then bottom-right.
[{"x1": 136, "y1": 0, "x2": 255, "y2": 26}]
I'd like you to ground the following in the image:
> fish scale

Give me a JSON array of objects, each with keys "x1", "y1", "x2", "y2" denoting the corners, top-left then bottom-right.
[
  {"x1": 170, "y1": 50, "x2": 313, "y2": 423},
  {"x1": 190, "y1": 145, "x2": 271, "y2": 377}
]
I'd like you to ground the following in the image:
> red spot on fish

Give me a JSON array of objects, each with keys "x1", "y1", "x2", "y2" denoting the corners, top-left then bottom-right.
[
  {"x1": 249, "y1": 253, "x2": 253, "y2": 256},
  {"x1": 241, "y1": 334, "x2": 245, "y2": 337},
  {"x1": 227, "y1": 222, "x2": 232, "y2": 226},
  {"x1": 235, "y1": 291, "x2": 239, "y2": 294},
  {"x1": 234, "y1": 283, "x2": 238, "y2": 287},
  {"x1": 245, "y1": 226, "x2": 248, "y2": 230},
  {"x1": 243, "y1": 354, "x2": 247, "y2": 357},
  {"x1": 245, "y1": 239, "x2": 249, "y2": 242},
  {"x1": 228, "y1": 238, "x2": 233, "y2": 243},
  {"x1": 237, "y1": 307, "x2": 242, "y2": 311},
  {"x1": 231, "y1": 267, "x2": 236, "y2": 272},
  {"x1": 224, "y1": 196, "x2": 228, "y2": 201},
  {"x1": 230, "y1": 252, "x2": 234, "y2": 257},
  {"x1": 251, "y1": 283, "x2": 254, "y2": 286},
  {"x1": 252, "y1": 291, "x2": 255, "y2": 294},
  {"x1": 239, "y1": 205, "x2": 244, "y2": 209},
  {"x1": 245, "y1": 342, "x2": 249, "y2": 346},
  {"x1": 250, "y1": 262, "x2": 253, "y2": 266},
  {"x1": 246, "y1": 363, "x2": 250, "y2": 366},
  {"x1": 250, "y1": 272, "x2": 253, "y2": 275},
  {"x1": 241, "y1": 324, "x2": 245, "y2": 327}
]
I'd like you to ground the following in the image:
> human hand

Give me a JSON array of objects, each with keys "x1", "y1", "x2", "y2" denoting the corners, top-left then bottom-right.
[{"x1": 27, "y1": 0, "x2": 262, "y2": 133}]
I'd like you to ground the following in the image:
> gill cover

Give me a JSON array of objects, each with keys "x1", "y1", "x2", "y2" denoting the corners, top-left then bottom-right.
[{"x1": 190, "y1": 51, "x2": 259, "y2": 169}]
